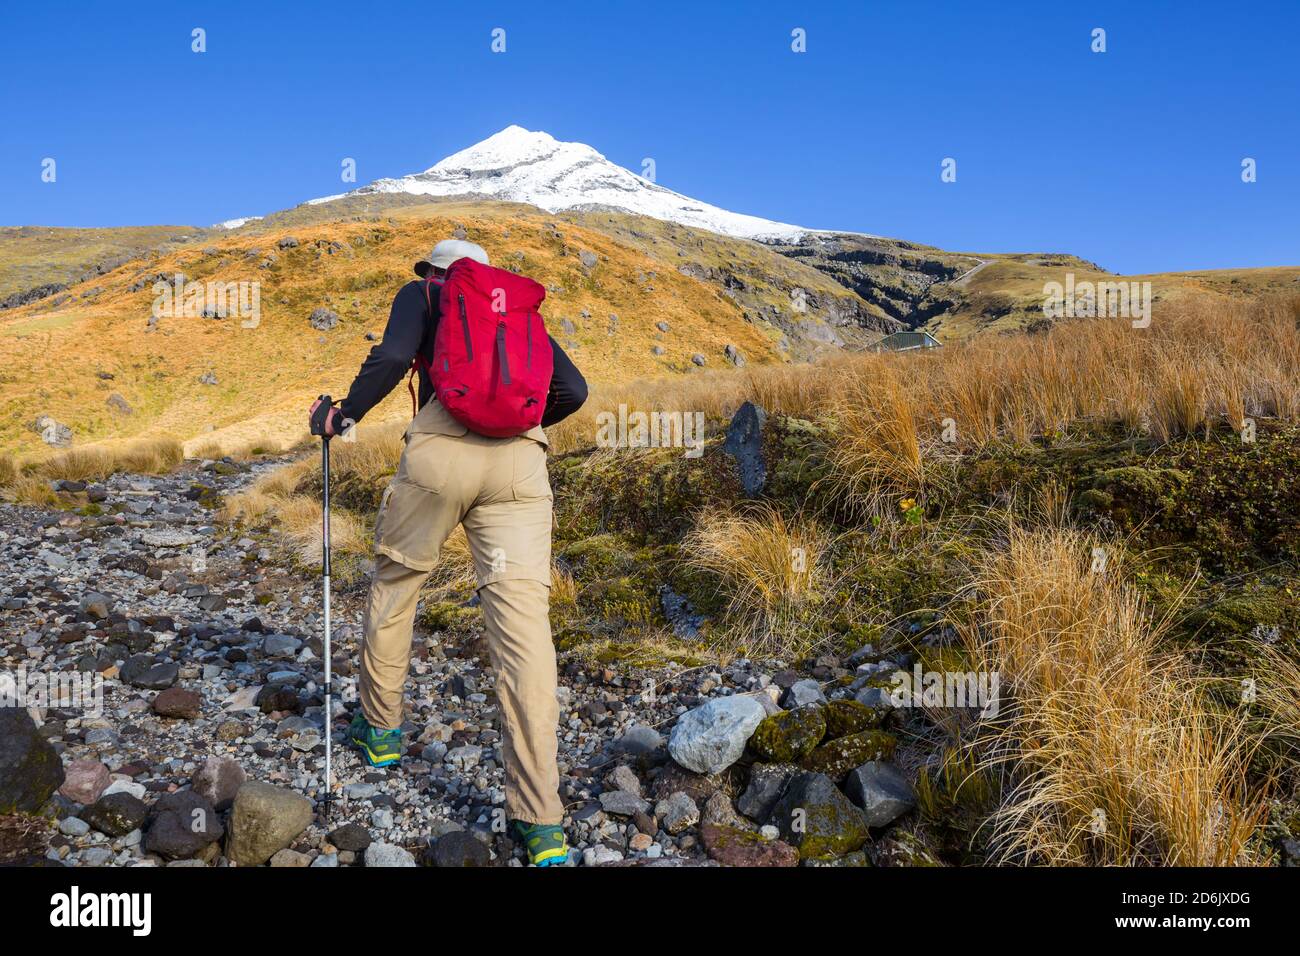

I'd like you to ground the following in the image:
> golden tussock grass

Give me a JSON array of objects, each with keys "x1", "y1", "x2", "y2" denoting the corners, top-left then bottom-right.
[
  {"x1": 960, "y1": 524, "x2": 1264, "y2": 865},
  {"x1": 326, "y1": 421, "x2": 407, "y2": 479},
  {"x1": 548, "y1": 296, "x2": 1299, "y2": 510},
  {"x1": 1, "y1": 436, "x2": 184, "y2": 502},
  {"x1": 681, "y1": 501, "x2": 832, "y2": 658},
  {"x1": 1250, "y1": 643, "x2": 1300, "y2": 755},
  {"x1": 424, "y1": 526, "x2": 476, "y2": 598},
  {"x1": 221, "y1": 459, "x2": 311, "y2": 525},
  {"x1": 41, "y1": 436, "x2": 183, "y2": 481},
  {"x1": 2, "y1": 473, "x2": 58, "y2": 506},
  {"x1": 822, "y1": 361, "x2": 944, "y2": 514},
  {"x1": 550, "y1": 562, "x2": 579, "y2": 610},
  {"x1": 188, "y1": 437, "x2": 285, "y2": 462},
  {"x1": 275, "y1": 495, "x2": 368, "y2": 569}
]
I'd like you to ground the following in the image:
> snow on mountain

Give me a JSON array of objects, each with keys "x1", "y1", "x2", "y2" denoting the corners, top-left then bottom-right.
[
  {"x1": 306, "y1": 126, "x2": 815, "y2": 241},
  {"x1": 213, "y1": 216, "x2": 263, "y2": 230}
]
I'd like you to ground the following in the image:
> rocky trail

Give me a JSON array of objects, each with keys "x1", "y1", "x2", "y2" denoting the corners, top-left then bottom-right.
[{"x1": 0, "y1": 456, "x2": 924, "y2": 868}]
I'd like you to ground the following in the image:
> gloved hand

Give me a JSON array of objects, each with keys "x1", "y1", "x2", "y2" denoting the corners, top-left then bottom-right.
[{"x1": 309, "y1": 397, "x2": 351, "y2": 437}]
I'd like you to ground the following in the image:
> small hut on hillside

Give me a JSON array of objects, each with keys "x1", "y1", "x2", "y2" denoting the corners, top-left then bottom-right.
[{"x1": 871, "y1": 330, "x2": 942, "y2": 353}]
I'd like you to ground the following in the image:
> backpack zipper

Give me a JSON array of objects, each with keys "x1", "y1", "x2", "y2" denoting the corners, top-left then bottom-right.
[
  {"x1": 526, "y1": 314, "x2": 532, "y2": 368},
  {"x1": 496, "y1": 320, "x2": 511, "y2": 386},
  {"x1": 458, "y1": 294, "x2": 473, "y2": 362}
]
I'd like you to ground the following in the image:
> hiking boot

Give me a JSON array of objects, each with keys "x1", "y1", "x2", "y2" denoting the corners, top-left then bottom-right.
[
  {"x1": 511, "y1": 820, "x2": 570, "y2": 867},
  {"x1": 346, "y1": 712, "x2": 403, "y2": 768}
]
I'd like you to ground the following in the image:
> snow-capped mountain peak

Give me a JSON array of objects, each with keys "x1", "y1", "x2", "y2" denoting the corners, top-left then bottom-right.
[
  {"x1": 306, "y1": 126, "x2": 812, "y2": 241},
  {"x1": 429, "y1": 125, "x2": 590, "y2": 176}
]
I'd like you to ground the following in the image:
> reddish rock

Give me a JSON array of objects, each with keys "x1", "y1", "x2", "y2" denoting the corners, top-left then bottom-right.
[
  {"x1": 59, "y1": 759, "x2": 111, "y2": 805},
  {"x1": 700, "y1": 823, "x2": 799, "y2": 867},
  {"x1": 152, "y1": 687, "x2": 202, "y2": 719}
]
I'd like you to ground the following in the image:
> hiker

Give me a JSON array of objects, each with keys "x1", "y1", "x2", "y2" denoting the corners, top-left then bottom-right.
[{"x1": 308, "y1": 238, "x2": 587, "y2": 866}]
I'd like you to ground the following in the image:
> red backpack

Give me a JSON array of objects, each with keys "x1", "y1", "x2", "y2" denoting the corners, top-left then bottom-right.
[{"x1": 415, "y1": 258, "x2": 553, "y2": 438}]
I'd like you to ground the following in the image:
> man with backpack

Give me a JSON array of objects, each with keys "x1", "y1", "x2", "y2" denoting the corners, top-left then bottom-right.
[{"x1": 308, "y1": 238, "x2": 587, "y2": 867}]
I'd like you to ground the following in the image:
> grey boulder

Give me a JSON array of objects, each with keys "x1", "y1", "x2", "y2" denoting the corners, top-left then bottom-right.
[
  {"x1": 668, "y1": 695, "x2": 766, "y2": 775},
  {"x1": 781, "y1": 678, "x2": 825, "y2": 709},
  {"x1": 723, "y1": 401, "x2": 767, "y2": 497},
  {"x1": 365, "y1": 842, "x2": 417, "y2": 867},
  {"x1": 226, "y1": 781, "x2": 314, "y2": 866},
  {"x1": 843, "y1": 761, "x2": 916, "y2": 827},
  {"x1": 600, "y1": 790, "x2": 650, "y2": 816}
]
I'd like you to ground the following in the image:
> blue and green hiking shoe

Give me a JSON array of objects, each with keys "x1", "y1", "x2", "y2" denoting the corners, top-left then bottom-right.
[
  {"x1": 346, "y1": 712, "x2": 403, "y2": 768},
  {"x1": 512, "y1": 821, "x2": 569, "y2": 867}
]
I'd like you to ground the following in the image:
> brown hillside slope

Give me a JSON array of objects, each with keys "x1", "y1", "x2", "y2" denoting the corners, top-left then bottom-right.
[
  {"x1": 0, "y1": 203, "x2": 870, "y2": 458},
  {"x1": 922, "y1": 255, "x2": 1300, "y2": 339},
  {"x1": 0, "y1": 225, "x2": 206, "y2": 300},
  {"x1": 3, "y1": 197, "x2": 1296, "y2": 459}
]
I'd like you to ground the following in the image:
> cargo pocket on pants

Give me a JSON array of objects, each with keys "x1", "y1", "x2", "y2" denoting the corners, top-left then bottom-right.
[
  {"x1": 373, "y1": 479, "x2": 441, "y2": 571},
  {"x1": 511, "y1": 439, "x2": 552, "y2": 502}
]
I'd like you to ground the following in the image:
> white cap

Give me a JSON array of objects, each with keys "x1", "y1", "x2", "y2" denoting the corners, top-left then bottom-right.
[{"x1": 415, "y1": 239, "x2": 490, "y2": 276}]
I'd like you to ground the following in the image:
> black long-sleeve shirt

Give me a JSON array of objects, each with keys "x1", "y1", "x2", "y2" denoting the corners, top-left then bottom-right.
[{"x1": 339, "y1": 279, "x2": 588, "y2": 427}]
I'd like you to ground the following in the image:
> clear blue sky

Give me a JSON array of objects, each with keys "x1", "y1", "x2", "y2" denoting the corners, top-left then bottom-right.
[{"x1": 1, "y1": 0, "x2": 1296, "y2": 274}]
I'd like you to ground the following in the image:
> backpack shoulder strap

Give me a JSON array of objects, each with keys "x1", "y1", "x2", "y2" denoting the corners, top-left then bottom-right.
[
  {"x1": 413, "y1": 277, "x2": 444, "y2": 373},
  {"x1": 422, "y1": 276, "x2": 443, "y2": 313},
  {"x1": 408, "y1": 277, "x2": 444, "y2": 417}
]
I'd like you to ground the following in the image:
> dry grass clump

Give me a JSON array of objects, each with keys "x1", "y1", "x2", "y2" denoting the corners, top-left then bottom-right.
[
  {"x1": 550, "y1": 561, "x2": 579, "y2": 611},
  {"x1": 960, "y1": 525, "x2": 1263, "y2": 865},
  {"x1": 222, "y1": 420, "x2": 405, "y2": 530},
  {"x1": 117, "y1": 436, "x2": 185, "y2": 474},
  {"x1": 221, "y1": 459, "x2": 311, "y2": 525},
  {"x1": 326, "y1": 422, "x2": 407, "y2": 483},
  {"x1": 219, "y1": 421, "x2": 421, "y2": 585},
  {"x1": 682, "y1": 502, "x2": 832, "y2": 657},
  {"x1": 822, "y1": 361, "x2": 948, "y2": 514},
  {"x1": 2, "y1": 473, "x2": 58, "y2": 506},
  {"x1": 0, "y1": 436, "x2": 184, "y2": 502},
  {"x1": 188, "y1": 437, "x2": 284, "y2": 461},
  {"x1": 274, "y1": 495, "x2": 368, "y2": 570},
  {"x1": 424, "y1": 526, "x2": 477, "y2": 598},
  {"x1": 1250, "y1": 643, "x2": 1300, "y2": 755},
  {"x1": 41, "y1": 436, "x2": 183, "y2": 481}
]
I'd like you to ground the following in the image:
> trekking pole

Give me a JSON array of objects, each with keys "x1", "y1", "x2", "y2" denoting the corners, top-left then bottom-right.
[{"x1": 310, "y1": 395, "x2": 353, "y2": 818}]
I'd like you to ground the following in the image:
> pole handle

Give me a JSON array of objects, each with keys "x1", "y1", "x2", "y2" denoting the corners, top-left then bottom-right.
[{"x1": 310, "y1": 394, "x2": 353, "y2": 439}]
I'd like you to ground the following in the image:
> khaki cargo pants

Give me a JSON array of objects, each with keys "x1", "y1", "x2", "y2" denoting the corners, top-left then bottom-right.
[{"x1": 359, "y1": 399, "x2": 562, "y2": 825}]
